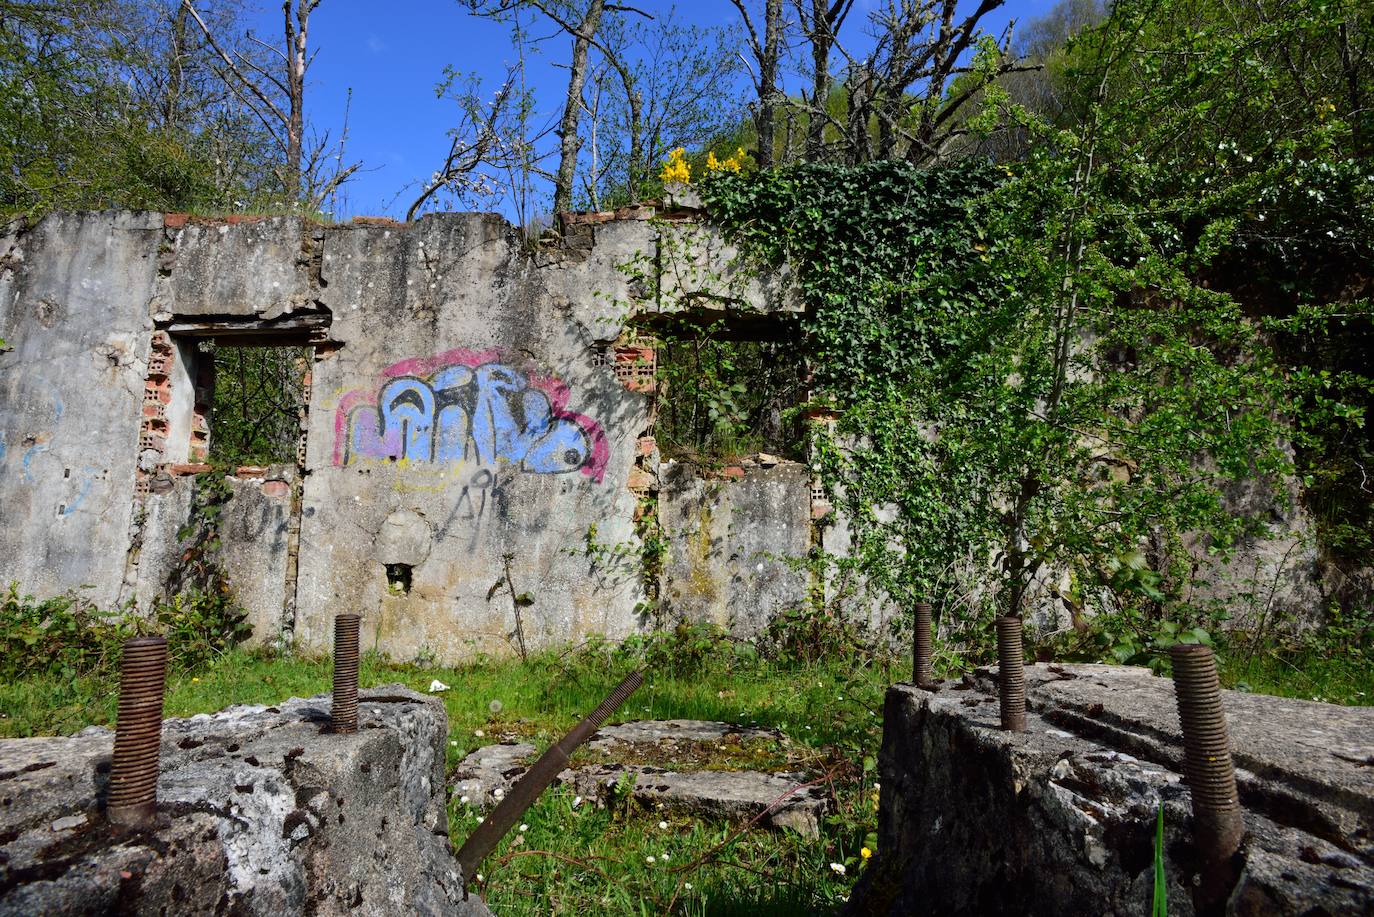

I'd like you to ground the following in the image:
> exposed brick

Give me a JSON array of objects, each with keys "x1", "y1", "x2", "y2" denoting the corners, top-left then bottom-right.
[
  {"x1": 353, "y1": 215, "x2": 403, "y2": 227},
  {"x1": 613, "y1": 204, "x2": 655, "y2": 221},
  {"x1": 262, "y1": 480, "x2": 290, "y2": 498},
  {"x1": 637, "y1": 436, "x2": 657, "y2": 457},
  {"x1": 627, "y1": 467, "x2": 655, "y2": 491},
  {"x1": 163, "y1": 213, "x2": 189, "y2": 230},
  {"x1": 167, "y1": 463, "x2": 213, "y2": 475},
  {"x1": 720, "y1": 466, "x2": 746, "y2": 480},
  {"x1": 235, "y1": 466, "x2": 268, "y2": 478}
]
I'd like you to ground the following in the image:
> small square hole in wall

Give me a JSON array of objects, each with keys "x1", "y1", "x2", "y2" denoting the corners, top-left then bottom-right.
[{"x1": 386, "y1": 564, "x2": 413, "y2": 595}]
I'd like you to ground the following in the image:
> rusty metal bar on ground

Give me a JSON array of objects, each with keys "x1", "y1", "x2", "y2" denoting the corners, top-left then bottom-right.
[
  {"x1": 456, "y1": 670, "x2": 644, "y2": 880},
  {"x1": 331, "y1": 613, "x2": 361, "y2": 733},
  {"x1": 107, "y1": 635, "x2": 168, "y2": 828},
  {"x1": 995, "y1": 616, "x2": 1027, "y2": 732},
  {"x1": 913, "y1": 601, "x2": 935, "y2": 688},
  {"x1": 1170, "y1": 643, "x2": 1244, "y2": 913}
]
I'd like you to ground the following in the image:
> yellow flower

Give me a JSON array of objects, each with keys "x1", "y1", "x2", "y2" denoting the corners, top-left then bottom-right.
[
  {"x1": 191, "y1": 677, "x2": 200, "y2": 683},
  {"x1": 660, "y1": 147, "x2": 691, "y2": 184},
  {"x1": 860, "y1": 847, "x2": 873, "y2": 860}
]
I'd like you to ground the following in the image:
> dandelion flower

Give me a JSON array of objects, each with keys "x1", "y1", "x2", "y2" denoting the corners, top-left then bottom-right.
[
  {"x1": 493, "y1": 788, "x2": 505, "y2": 800},
  {"x1": 192, "y1": 677, "x2": 200, "y2": 683},
  {"x1": 460, "y1": 795, "x2": 470, "y2": 804},
  {"x1": 489, "y1": 699, "x2": 503, "y2": 715},
  {"x1": 646, "y1": 855, "x2": 657, "y2": 864},
  {"x1": 660, "y1": 852, "x2": 670, "y2": 861},
  {"x1": 658, "y1": 821, "x2": 668, "y2": 830},
  {"x1": 685, "y1": 883, "x2": 693, "y2": 891},
  {"x1": 519, "y1": 824, "x2": 528, "y2": 833},
  {"x1": 861, "y1": 847, "x2": 872, "y2": 859},
  {"x1": 474, "y1": 729, "x2": 485, "y2": 738},
  {"x1": 829, "y1": 862, "x2": 846, "y2": 875}
]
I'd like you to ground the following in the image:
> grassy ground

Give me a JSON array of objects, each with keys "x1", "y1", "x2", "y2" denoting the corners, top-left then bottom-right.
[
  {"x1": 2, "y1": 627, "x2": 1368, "y2": 915},
  {"x1": 0, "y1": 637, "x2": 892, "y2": 915},
  {"x1": 1218, "y1": 646, "x2": 1374, "y2": 705}
]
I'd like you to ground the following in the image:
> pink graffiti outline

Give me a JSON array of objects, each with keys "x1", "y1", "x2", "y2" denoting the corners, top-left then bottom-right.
[{"x1": 332, "y1": 351, "x2": 609, "y2": 483}]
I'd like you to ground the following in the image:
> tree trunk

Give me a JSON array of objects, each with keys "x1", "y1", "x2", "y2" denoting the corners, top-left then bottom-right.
[
  {"x1": 554, "y1": 0, "x2": 606, "y2": 215},
  {"x1": 755, "y1": 0, "x2": 783, "y2": 169},
  {"x1": 163, "y1": 2, "x2": 189, "y2": 130},
  {"x1": 284, "y1": 0, "x2": 308, "y2": 204},
  {"x1": 626, "y1": 87, "x2": 643, "y2": 203},
  {"x1": 806, "y1": 0, "x2": 831, "y2": 159}
]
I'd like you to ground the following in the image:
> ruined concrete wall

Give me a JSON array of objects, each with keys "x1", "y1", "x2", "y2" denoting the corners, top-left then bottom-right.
[
  {"x1": 850, "y1": 666, "x2": 1374, "y2": 916},
  {"x1": 291, "y1": 213, "x2": 652, "y2": 660},
  {"x1": 659, "y1": 460, "x2": 812, "y2": 635},
  {"x1": 0, "y1": 212, "x2": 160, "y2": 609},
  {"x1": 134, "y1": 467, "x2": 295, "y2": 645},
  {"x1": 0, "y1": 207, "x2": 814, "y2": 661}
]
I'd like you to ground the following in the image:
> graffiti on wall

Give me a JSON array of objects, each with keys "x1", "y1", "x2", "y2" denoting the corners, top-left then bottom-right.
[{"x1": 334, "y1": 348, "x2": 609, "y2": 483}]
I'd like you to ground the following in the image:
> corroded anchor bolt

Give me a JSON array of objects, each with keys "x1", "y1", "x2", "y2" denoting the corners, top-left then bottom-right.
[
  {"x1": 1170, "y1": 643, "x2": 1244, "y2": 911},
  {"x1": 107, "y1": 636, "x2": 168, "y2": 828},
  {"x1": 995, "y1": 616, "x2": 1027, "y2": 732},
  {"x1": 331, "y1": 614, "x2": 361, "y2": 734},
  {"x1": 913, "y1": 601, "x2": 935, "y2": 688}
]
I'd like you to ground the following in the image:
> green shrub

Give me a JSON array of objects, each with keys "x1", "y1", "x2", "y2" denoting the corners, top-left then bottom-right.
[{"x1": 0, "y1": 583, "x2": 250, "y2": 681}]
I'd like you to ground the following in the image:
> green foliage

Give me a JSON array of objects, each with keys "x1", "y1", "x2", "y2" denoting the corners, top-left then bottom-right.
[
  {"x1": 1152, "y1": 805, "x2": 1167, "y2": 917},
  {"x1": 0, "y1": 0, "x2": 279, "y2": 216},
  {"x1": 698, "y1": 0, "x2": 1373, "y2": 641},
  {"x1": 204, "y1": 343, "x2": 310, "y2": 467},
  {"x1": 0, "y1": 582, "x2": 248, "y2": 683},
  {"x1": 653, "y1": 321, "x2": 805, "y2": 462},
  {"x1": 1221, "y1": 605, "x2": 1374, "y2": 704}
]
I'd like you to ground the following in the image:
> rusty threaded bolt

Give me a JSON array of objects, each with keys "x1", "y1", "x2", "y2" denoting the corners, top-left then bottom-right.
[
  {"x1": 331, "y1": 614, "x2": 361, "y2": 733},
  {"x1": 913, "y1": 601, "x2": 935, "y2": 688},
  {"x1": 1170, "y1": 643, "x2": 1244, "y2": 909},
  {"x1": 107, "y1": 635, "x2": 168, "y2": 828},
  {"x1": 995, "y1": 616, "x2": 1027, "y2": 732}
]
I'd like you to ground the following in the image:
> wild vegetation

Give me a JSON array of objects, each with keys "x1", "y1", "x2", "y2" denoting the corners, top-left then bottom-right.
[{"x1": 1, "y1": 0, "x2": 1371, "y2": 911}]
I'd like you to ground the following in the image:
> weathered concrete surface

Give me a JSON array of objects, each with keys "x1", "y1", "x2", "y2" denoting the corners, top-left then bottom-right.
[
  {"x1": 1, "y1": 208, "x2": 803, "y2": 662},
  {"x1": 849, "y1": 665, "x2": 1374, "y2": 916},
  {"x1": 450, "y1": 741, "x2": 536, "y2": 809},
  {"x1": 586, "y1": 718, "x2": 782, "y2": 753},
  {"x1": 660, "y1": 462, "x2": 811, "y2": 635},
  {"x1": 0, "y1": 212, "x2": 160, "y2": 608},
  {"x1": 295, "y1": 213, "x2": 651, "y2": 662},
  {"x1": 0, "y1": 685, "x2": 488, "y2": 916},
  {"x1": 133, "y1": 468, "x2": 295, "y2": 643},
  {"x1": 449, "y1": 719, "x2": 829, "y2": 837},
  {"x1": 566, "y1": 763, "x2": 828, "y2": 837},
  {"x1": 217, "y1": 468, "x2": 296, "y2": 645}
]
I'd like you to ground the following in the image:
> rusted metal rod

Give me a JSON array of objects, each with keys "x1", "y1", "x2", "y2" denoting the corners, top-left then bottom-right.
[
  {"x1": 456, "y1": 670, "x2": 644, "y2": 880},
  {"x1": 995, "y1": 616, "x2": 1027, "y2": 732},
  {"x1": 107, "y1": 635, "x2": 168, "y2": 828},
  {"x1": 1170, "y1": 643, "x2": 1244, "y2": 912},
  {"x1": 331, "y1": 613, "x2": 361, "y2": 734},
  {"x1": 913, "y1": 601, "x2": 935, "y2": 688}
]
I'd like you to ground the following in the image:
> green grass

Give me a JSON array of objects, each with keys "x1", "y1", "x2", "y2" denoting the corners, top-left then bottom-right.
[
  {"x1": 0, "y1": 640, "x2": 890, "y2": 915},
  {"x1": 4, "y1": 623, "x2": 1364, "y2": 915},
  {"x1": 1218, "y1": 646, "x2": 1374, "y2": 706}
]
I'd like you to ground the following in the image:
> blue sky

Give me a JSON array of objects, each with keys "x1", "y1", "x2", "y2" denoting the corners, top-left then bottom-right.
[{"x1": 243, "y1": 0, "x2": 1055, "y2": 219}]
